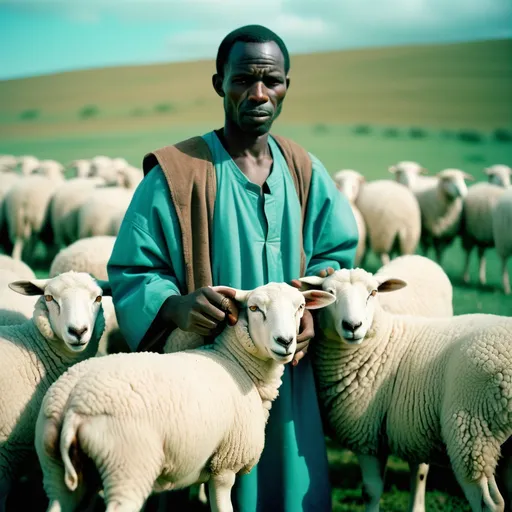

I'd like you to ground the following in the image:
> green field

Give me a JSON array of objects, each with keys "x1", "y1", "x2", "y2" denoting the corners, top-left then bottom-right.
[{"x1": 1, "y1": 38, "x2": 511, "y2": 511}]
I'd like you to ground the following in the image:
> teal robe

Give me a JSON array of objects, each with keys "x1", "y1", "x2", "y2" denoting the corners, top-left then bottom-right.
[{"x1": 107, "y1": 131, "x2": 358, "y2": 511}]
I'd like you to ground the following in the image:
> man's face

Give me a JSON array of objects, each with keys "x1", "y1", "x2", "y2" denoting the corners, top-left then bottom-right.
[{"x1": 214, "y1": 41, "x2": 289, "y2": 135}]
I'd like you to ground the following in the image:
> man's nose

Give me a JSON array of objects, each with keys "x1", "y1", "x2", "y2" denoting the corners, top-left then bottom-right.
[{"x1": 248, "y1": 81, "x2": 269, "y2": 102}]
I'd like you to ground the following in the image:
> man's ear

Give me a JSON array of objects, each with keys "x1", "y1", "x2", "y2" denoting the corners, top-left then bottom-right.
[{"x1": 212, "y1": 74, "x2": 225, "y2": 98}]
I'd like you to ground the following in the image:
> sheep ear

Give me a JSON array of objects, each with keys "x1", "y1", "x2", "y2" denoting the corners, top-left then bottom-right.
[
  {"x1": 297, "y1": 275, "x2": 326, "y2": 290},
  {"x1": 211, "y1": 285, "x2": 250, "y2": 304},
  {"x1": 9, "y1": 279, "x2": 49, "y2": 295},
  {"x1": 375, "y1": 277, "x2": 407, "y2": 293},
  {"x1": 302, "y1": 290, "x2": 336, "y2": 309},
  {"x1": 463, "y1": 172, "x2": 475, "y2": 181},
  {"x1": 420, "y1": 167, "x2": 429, "y2": 174},
  {"x1": 388, "y1": 166, "x2": 397, "y2": 174},
  {"x1": 483, "y1": 168, "x2": 491, "y2": 175},
  {"x1": 96, "y1": 280, "x2": 112, "y2": 297}
]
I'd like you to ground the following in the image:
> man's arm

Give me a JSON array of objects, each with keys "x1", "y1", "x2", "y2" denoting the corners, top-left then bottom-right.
[
  {"x1": 107, "y1": 167, "x2": 184, "y2": 351},
  {"x1": 302, "y1": 153, "x2": 359, "y2": 276}
]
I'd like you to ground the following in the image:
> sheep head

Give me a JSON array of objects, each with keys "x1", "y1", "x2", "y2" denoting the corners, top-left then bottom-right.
[
  {"x1": 299, "y1": 269, "x2": 406, "y2": 345},
  {"x1": 9, "y1": 271, "x2": 111, "y2": 353},
  {"x1": 435, "y1": 168, "x2": 474, "y2": 199},
  {"x1": 388, "y1": 161, "x2": 428, "y2": 188},
  {"x1": 484, "y1": 165, "x2": 512, "y2": 188},
  {"x1": 333, "y1": 170, "x2": 365, "y2": 203},
  {"x1": 213, "y1": 282, "x2": 335, "y2": 363}
]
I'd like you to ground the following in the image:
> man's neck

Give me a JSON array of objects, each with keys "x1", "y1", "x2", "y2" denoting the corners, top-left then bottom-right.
[{"x1": 216, "y1": 125, "x2": 271, "y2": 161}]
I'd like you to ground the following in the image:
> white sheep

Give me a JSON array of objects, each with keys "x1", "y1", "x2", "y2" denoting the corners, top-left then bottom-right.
[
  {"x1": 35, "y1": 160, "x2": 65, "y2": 180},
  {"x1": 461, "y1": 182, "x2": 506, "y2": 286},
  {"x1": 4, "y1": 174, "x2": 64, "y2": 262},
  {"x1": 35, "y1": 283, "x2": 335, "y2": 512},
  {"x1": 0, "y1": 155, "x2": 18, "y2": 172},
  {"x1": 17, "y1": 155, "x2": 40, "y2": 175},
  {"x1": 49, "y1": 177, "x2": 106, "y2": 247},
  {"x1": 48, "y1": 236, "x2": 127, "y2": 356},
  {"x1": 0, "y1": 254, "x2": 35, "y2": 280},
  {"x1": 484, "y1": 165, "x2": 512, "y2": 188},
  {"x1": 0, "y1": 172, "x2": 21, "y2": 250},
  {"x1": 415, "y1": 168, "x2": 474, "y2": 264},
  {"x1": 355, "y1": 179, "x2": 421, "y2": 266},
  {"x1": 77, "y1": 186, "x2": 134, "y2": 239},
  {"x1": 300, "y1": 268, "x2": 512, "y2": 512},
  {"x1": 0, "y1": 271, "x2": 110, "y2": 509},
  {"x1": 388, "y1": 161, "x2": 437, "y2": 193},
  {"x1": 376, "y1": 254, "x2": 453, "y2": 318},
  {"x1": 66, "y1": 159, "x2": 93, "y2": 179},
  {"x1": 492, "y1": 188, "x2": 512, "y2": 295},
  {"x1": 333, "y1": 170, "x2": 367, "y2": 265},
  {"x1": 0, "y1": 270, "x2": 38, "y2": 326}
]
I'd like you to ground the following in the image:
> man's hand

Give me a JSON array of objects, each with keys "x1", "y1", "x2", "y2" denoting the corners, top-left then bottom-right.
[
  {"x1": 293, "y1": 308, "x2": 314, "y2": 366},
  {"x1": 289, "y1": 266, "x2": 336, "y2": 365},
  {"x1": 163, "y1": 286, "x2": 238, "y2": 337}
]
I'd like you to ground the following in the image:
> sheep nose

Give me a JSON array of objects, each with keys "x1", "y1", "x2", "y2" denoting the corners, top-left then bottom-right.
[
  {"x1": 275, "y1": 336, "x2": 294, "y2": 348},
  {"x1": 68, "y1": 326, "x2": 88, "y2": 340},
  {"x1": 342, "y1": 320, "x2": 362, "y2": 333}
]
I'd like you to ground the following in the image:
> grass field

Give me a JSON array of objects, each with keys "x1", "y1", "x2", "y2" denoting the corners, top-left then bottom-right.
[{"x1": 1, "y1": 38, "x2": 511, "y2": 510}]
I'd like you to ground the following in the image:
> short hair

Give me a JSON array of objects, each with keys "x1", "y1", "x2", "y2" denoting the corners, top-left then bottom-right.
[{"x1": 215, "y1": 24, "x2": 290, "y2": 77}]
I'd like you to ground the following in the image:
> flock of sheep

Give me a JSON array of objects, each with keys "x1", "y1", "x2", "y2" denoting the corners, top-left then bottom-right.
[
  {"x1": 0, "y1": 151, "x2": 511, "y2": 512},
  {"x1": 335, "y1": 162, "x2": 512, "y2": 294}
]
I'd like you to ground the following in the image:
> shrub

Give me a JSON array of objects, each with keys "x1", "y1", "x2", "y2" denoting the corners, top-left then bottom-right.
[
  {"x1": 154, "y1": 103, "x2": 174, "y2": 114},
  {"x1": 79, "y1": 105, "x2": 99, "y2": 119},
  {"x1": 353, "y1": 125, "x2": 371, "y2": 135},
  {"x1": 458, "y1": 130, "x2": 483, "y2": 144},
  {"x1": 493, "y1": 128, "x2": 512, "y2": 143},
  {"x1": 383, "y1": 127, "x2": 399, "y2": 138},
  {"x1": 409, "y1": 127, "x2": 427, "y2": 139},
  {"x1": 313, "y1": 123, "x2": 329, "y2": 134},
  {"x1": 19, "y1": 109, "x2": 39, "y2": 121}
]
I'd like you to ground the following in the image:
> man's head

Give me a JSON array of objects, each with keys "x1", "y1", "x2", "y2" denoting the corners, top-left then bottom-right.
[{"x1": 213, "y1": 25, "x2": 290, "y2": 136}]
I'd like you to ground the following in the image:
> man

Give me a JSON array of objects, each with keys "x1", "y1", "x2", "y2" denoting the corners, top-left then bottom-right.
[{"x1": 107, "y1": 24, "x2": 358, "y2": 511}]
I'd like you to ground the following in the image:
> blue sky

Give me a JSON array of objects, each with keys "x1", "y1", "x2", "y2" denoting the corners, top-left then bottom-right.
[{"x1": 1, "y1": 0, "x2": 511, "y2": 80}]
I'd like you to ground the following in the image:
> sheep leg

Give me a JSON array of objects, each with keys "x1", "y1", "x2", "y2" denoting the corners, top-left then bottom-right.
[
  {"x1": 501, "y1": 258, "x2": 510, "y2": 295},
  {"x1": 357, "y1": 453, "x2": 387, "y2": 512},
  {"x1": 463, "y1": 247, "x2": 473, "y2": 284},
  {"x1": 407, "y1": 462, "x2": 429, "y2": 512},
  {"x1": 208, "y1": 471, "x2": 236, "y2": 512},
  {"x1": 457, "y1": 475, "x2": 504, "y2": 512},
  {"x1": 380, "y1": 253, "x2": 390, "y2": 267},
  {"x1": 11, "y1": 237, "x2": 24, "y2": 261},
  {"x1": 198, "y1": 483, "x2": 208, "y2": 504},
  {"x1": 478, "y1": 247, "x2": 487, "y2": 286}
]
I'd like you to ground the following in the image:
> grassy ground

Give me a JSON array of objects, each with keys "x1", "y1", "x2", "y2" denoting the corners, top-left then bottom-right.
[{"x1": 1, "y1": 38, "x2": 511, "y2": 510}]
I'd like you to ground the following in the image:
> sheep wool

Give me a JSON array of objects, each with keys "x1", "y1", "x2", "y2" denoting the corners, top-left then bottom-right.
[{"x1": 308, "y1": 269, "x2": 511, "y2": 511}]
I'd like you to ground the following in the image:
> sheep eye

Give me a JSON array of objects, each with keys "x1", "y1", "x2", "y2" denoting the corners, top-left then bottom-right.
[
  {"x1": 95, "y1": 296, "x2": 102, "y2": 303},
  {"x1": 370, "y1": 290, "x2": 377, "y2": 297},
  {"x1": 249, "y1": 305, "x2": 259, "y2": 312},
  {"x1": 45, "y1": 295, "x2": 53, "y2": 302}
]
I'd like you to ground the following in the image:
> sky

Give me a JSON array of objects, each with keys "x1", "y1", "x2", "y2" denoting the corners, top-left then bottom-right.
[{"x1": 0, "y1": 0, "x2": 511, "y2": 80}]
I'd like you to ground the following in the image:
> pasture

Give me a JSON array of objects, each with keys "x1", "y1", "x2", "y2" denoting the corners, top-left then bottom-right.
[{"x1": 1, "y1": 38, "x2": 511, "y2": 511}]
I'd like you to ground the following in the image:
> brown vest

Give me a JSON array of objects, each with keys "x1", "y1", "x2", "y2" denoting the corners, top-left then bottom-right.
[{"x1": 142, "y1": 133, "x2": 313, "y2": 295}]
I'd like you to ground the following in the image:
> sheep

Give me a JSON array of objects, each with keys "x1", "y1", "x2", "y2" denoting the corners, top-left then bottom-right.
[
  {"x1": 492, "y1": 188, "x2": 512, "y2": 295},
  {"x1": 17, "y1": 155, "x2": 40, "y2": 175},
  {"x1": 77, "y1": 186, "x2": 134, "y2": 239},
  {"x1": 0, "y1": 270, "x2": 38, "y2": 326},
  {"x1": 333, "y1": 170, "x2": 367, "y2": 265},
  {"x1": 415, "y1": 168, "x2": 474, "y2": 264},
  {"x1": 0, "y1": 271, "x2": 110, "y2": 510},
  {"x1": 461, "y1": 182, "x2": 506, "y2": 286},
  {"x1": 299, "y1": 268, "x2": 512, "y2": 512},
  {"x1": 0, "y1": 254, "x2": 35, "y2": 280},
  {"x1": 355, "y1": 179, "x2": 421, "y2": 266},
  {"x1": 0, "y1": 172, "x2": 21, "y2": 253},
  {"x1": 484, "y1": 165, "x2": 512, "y2": 188},
  {"x1": 388, "y1": 161, "x2": 437, "y2": 193},
  {"x1": 35, "y1": 160, "x2": 65, "y2": 180},
  {"x1": 4, "y1": 174, "x2": 64, "y2": 263},
  {"x1": 34, "y1": 283, "x2": 335, "y2": 512},
  {"x1": 0, "y1": 155, "x2": 18, "y2": 172},
  {"x1": 49, "y1": 177, "x2": 106, "y2": 247},
  {"x1": 66, "y1": 160, "x2": 93, "y2": 179},
  {"x1": 376, "y1": 254, "x2": 453, "y2": 318},
  {"x1": 48, "y1": 236, "x2": 128, "y2": 356},
  {"x1": 116, "y1": 164, "x2": 144, "y2": 190}
]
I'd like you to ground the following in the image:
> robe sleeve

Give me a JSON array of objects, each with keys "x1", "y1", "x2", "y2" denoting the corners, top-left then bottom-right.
[
  {"x1": 302, "y1": 153, "x2": 359, "y2": 277},
  {"x1": 107, "y1": 166, "x2": 185, "y2": 351}
]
